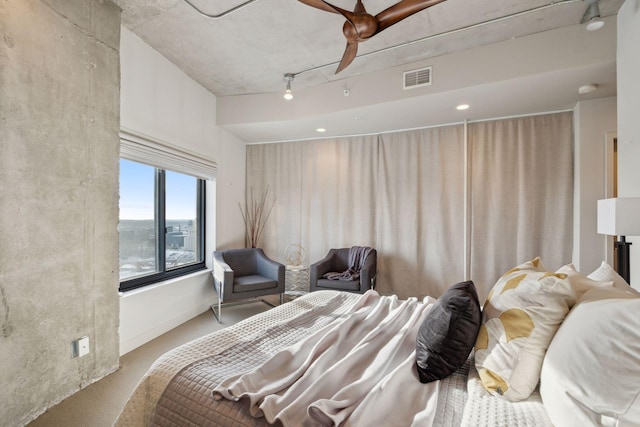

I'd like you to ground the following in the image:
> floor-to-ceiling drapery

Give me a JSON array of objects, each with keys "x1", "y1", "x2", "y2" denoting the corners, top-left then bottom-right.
[
  {"x1": 245, "y1": 112, "x2": 573, "y2": 300},
  {"x1": 376, "y1": 125, "x2": 466, "y2": 298},
  {"x1": 299, "y1": 136, "x2": 380, "y2": 262},
  {"x1": 467, "y1": 112, "x2": 574, "y2": 296},
  {"x1": 246, "y1": 136, "x2": 379, "y2": 274},
  {"x1": 244, "y1": 140, "x2": 305, "y2": 255}
]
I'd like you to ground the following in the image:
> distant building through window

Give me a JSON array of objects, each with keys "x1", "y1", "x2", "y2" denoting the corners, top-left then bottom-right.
[{"x1": 118, "y1": 159, "x2": 205, "y2": 292}]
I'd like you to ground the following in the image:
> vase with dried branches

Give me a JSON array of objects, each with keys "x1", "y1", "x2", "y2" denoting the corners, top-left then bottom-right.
[{"x1": 239, "y1": 187, "x2": 276, "y2": 248}]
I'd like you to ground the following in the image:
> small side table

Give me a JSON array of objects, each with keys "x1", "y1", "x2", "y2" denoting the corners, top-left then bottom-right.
[{"x1": 285, "y1": 265, "x2": 309, "y2": 299}]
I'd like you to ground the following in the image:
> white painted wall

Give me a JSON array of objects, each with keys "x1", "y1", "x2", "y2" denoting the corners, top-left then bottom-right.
[
  {"x1": 119, "y1": 27, "x2": 246, "y2": 354},
  {"x1": 572, "y1": 98, "x2": 617, "y2": 273},
  {"x1": 617, "y1": 1, "x2": 640, "y2": 289}
]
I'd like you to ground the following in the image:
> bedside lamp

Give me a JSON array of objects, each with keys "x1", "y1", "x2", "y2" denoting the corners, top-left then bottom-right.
[{"x1": 597, "y1": 198, "x2": 640, "y2": 284}]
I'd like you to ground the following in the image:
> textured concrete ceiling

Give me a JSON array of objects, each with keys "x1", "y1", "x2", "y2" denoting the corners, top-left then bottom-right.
[
  {"x1": 113, "y1": 0, "x2": 624, "y2": 142},
  {"x1": 114, "y1": 0, "x2": 623, "y2": 96}
]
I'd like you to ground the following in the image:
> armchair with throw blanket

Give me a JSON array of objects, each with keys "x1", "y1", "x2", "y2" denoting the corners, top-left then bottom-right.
[{"x1": 309, "y1": 246, "x2": 377, "y2": 294}]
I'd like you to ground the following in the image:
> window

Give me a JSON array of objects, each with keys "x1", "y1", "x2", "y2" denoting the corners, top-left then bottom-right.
[{"x1": 119, "y1": 159, "x2": 206, "y2": 291}]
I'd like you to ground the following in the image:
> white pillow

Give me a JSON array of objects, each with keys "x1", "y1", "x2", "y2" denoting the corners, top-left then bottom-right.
[
  {"x1": 540, "y1": 286, "x2": 640, "y2": 427},
  {"x1": 588, "y1": 261, "x2": 639, "y2": 295},
  {"x1": 556, "y1": 263, "x2": 613, "y2": 300},
  {"x1": 475, "y1": 257, "x2": 576, "y2": 401}
]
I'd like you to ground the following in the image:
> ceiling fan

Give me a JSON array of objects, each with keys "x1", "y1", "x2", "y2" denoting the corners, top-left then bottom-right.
[{"x1": 298, "y1": 0, "x2": 448, "y2": 74}]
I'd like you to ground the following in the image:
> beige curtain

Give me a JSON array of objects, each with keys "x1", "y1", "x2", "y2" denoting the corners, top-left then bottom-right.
[
  {"x1": 468, "y1": 112, "x2": 574, "y2": 299},
  {"x1": 245, "y1": 112, "x2": 573, "y2": 301},
  {"x1": 377, "y1": 126, "x2": 465, "y2": 298},
  {"x1": 245, "y1": 141, "x2": 305, "y2": 259},
  {"x1": 298, "y1": 136, "x2": 380, "y2": 265},
  {"x1": 246, "y1": 136, "x2": 379, "y2": 270}
]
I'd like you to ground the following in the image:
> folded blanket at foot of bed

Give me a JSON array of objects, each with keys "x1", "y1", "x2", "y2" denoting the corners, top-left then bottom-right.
[
  {"x1": 118, "y1": 290, "x2": 551, "y2": 427},
  {"x1": 213, "y1": 292, "x2": 440, "y2": 426}
]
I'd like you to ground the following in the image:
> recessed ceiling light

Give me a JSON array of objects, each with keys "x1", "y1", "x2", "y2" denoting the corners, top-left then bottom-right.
[
  {"x1": 456, "y1": 104, "x2": 470, "y2": 111},
  {"x1": 586, "y1": 19, "x2": 604, "y2": 31},
  {"x1": 316, "y1": 128, "x2": 326, "y2": 133},
  {"x1": 578, "y1": 84, "x2": 598, "y2": 94}
]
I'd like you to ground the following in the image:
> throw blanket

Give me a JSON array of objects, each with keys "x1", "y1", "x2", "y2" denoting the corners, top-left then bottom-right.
[
  {"x1": 323, "y1": 246, "x2": 373, "y2": 281},
  {"x1": 213, "y1": 290, "x2": 439, "y2": 427}
]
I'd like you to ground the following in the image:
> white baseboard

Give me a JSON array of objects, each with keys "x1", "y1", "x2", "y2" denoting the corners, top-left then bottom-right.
[
  {"x1": 119, "y1": 270, "x2": 216, "y2": 356},
  {"x1": 119, "y1": 298, "x2": 215, "y2": 356}
]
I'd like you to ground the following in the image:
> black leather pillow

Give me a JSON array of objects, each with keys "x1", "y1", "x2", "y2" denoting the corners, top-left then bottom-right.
[{"x1": 415, "y1": 280, "x2": 482, "y2": 383}]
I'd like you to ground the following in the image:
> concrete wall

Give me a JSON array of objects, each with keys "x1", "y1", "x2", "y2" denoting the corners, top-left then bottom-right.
[
  {"x1": 0, "y1": 0, "x2": 121, "y2": 425},
  {"x1": 119, "y1": 27, "x2": 247, "y2": 354},
  {"x1": 617, "y1": 0, "x2": 640, "y2": 288}
]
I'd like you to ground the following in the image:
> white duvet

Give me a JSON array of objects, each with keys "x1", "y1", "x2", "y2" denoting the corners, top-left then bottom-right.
[{"x1": 213, "y1": 290, "x2": 439, "y2": 427}]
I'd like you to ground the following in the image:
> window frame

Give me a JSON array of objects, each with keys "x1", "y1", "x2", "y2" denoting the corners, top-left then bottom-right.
[{"x1": 119, "y1": 166, "x2": 207, "y2": 292}]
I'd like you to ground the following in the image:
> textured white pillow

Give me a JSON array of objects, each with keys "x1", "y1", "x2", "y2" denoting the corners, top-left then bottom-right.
[
  {"x1": 588, "y1": 261, "x2": 640, "y2": 295},
  {"x1": 556, "y1": 263, "x2": 613, "y2": 299},
  {"x1": 475, "y1": 257, "x2": 576, "y2": 401},
  {"x1": 541, "y1": 286, "x2": 640, "y2": 427}
]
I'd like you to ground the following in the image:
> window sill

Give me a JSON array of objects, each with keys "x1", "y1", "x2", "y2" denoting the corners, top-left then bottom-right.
[{"x1": 119, "y1": 268, "x2": 212, "y2": 297}]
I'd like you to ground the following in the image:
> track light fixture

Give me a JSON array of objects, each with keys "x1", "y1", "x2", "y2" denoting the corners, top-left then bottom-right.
[
  {"x1": 283, "y1": 73, "x2": 295, "y2": 100},
  {"x1": 581, "y1": 0, "x2": 604, "y2": 31}
]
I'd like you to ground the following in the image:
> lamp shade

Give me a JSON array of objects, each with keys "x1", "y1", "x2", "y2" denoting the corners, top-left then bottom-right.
[{"x1": 597, "y1": 198, "x2": 640, "y2": 236}]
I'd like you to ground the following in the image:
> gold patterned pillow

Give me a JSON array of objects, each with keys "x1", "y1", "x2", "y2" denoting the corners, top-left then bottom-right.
[{"x1": 474, "y1": 257, "x2": 576, "y2": 401}]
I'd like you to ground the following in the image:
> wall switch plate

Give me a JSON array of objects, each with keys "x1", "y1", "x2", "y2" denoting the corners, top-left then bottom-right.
[{"x1": 72, "y1": 336, "x2": 90, "y2": 358}]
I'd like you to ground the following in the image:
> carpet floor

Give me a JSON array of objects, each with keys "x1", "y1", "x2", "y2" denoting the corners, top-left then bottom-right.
[{"x1": 28, "y1": 299, "x2": 276, "y2": 427}]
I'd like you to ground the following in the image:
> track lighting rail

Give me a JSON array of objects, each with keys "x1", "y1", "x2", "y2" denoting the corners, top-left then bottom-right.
[{"x1": 183, "y1": 0, "x2": 257, "y2": 19}]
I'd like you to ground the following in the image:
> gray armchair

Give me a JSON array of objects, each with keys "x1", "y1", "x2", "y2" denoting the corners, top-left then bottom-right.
[
  {"x1": 211, "y1": 248, "x2": 285, "y2": 322},
  {"x1": 310, "y1": 247, "x2": 377, "y2": 294}
]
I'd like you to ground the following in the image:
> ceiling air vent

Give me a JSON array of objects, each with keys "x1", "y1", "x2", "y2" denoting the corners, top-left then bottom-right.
[{"x1": 403, "y1": 66, "x2": 432, "y2": 90}]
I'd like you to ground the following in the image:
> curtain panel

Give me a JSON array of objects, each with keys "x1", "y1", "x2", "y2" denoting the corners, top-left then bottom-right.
[
  {"x1": 377, "y1": 125, "x2": 465, "y2": 298},
  {"x1": 245, "y1": 141, "x2": 305, "y2": 253},
  {"x1": 246, "y1": 136, "x2": 379, "y2": 271},
  {"x1": 298, "y1": 136, "x2": 380, "y2": 265},
  {"x1": 467, "y1": 112, "x2": 574, "y2": 298},
  {"x1": 245, "y1": 112, "x2": 573, "y2": 300}
]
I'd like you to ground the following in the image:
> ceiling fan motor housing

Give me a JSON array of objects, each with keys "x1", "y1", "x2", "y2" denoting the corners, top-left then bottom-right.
[{"x1": 343, "y1": 14, "x2": 379, "y2": 42}]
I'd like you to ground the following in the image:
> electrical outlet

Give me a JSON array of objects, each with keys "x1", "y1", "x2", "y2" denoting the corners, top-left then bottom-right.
[{"x1": 72, "y1": 336, "x2": 90, "y2": 358}]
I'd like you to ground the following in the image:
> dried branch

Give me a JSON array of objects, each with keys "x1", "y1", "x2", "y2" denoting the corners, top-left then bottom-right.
[{"x1": 238, "y1": 186, "x2": 276, "y2": 248}]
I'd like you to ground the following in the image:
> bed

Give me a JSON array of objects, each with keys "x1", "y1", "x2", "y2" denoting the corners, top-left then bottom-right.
[{"x1": 115, "y1": 259, "x2": 640, "y2": 427}]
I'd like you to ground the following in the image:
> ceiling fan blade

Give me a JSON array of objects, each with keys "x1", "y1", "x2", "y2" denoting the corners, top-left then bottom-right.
[
  {"x1": 335, "y1": 42, "x2": 358, "y2": 74},
  {"x1": 375, "y1": 0, "x2": 447, "y2": 33},
  {"x1": 297, "y1": 0, "x2": 351, "y2": 16},
  {"x1": 353, "y1": 0, "x2": 367, "y2": 14}
]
